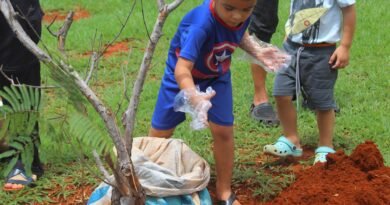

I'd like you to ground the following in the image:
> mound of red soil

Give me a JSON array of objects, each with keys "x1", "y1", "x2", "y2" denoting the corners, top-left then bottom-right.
[
  {"x1": 43, "y1": 8, "x2": 90, "y2": 23},
  {"x1": 266, "y1": 141, "x2": 390, "y2": 205}
]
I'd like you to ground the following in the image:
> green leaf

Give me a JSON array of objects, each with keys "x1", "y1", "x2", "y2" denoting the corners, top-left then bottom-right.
[
  {"x1": 0, "y1": 89, "x2": 18, "y2": 112},
  {"x1": 20, "y1": 138, "x2": 34, "y2": 177},
  {"x1": 4, "y1": 86, "x2": 22, "y2": 112},
  {"x1": 0, "y1": 117, "x2": 10, "y2": 140},
  {"x1": 28, "y1": 86, "x2": 36, "y2": 111},
  {"x1": 34, "y1": 87, "x2": 40, "y2": 111},
  {"x1": 0, "y1": 149, "x2": 17, "y2": 159},
  {"x1": 2, "y1": 156, "x2": 18, "y2": 177},
  {"x1": 9, "y1": 141, "x2": 24, "y2": 151},
  {"x1": 20, "y1": 85, "x2": 32, "y2": 111}
]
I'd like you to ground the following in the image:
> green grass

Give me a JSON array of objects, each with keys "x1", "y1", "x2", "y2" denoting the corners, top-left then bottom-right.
[{"x1": 1, "y1": 0, "x2": 389, "y2": 203}]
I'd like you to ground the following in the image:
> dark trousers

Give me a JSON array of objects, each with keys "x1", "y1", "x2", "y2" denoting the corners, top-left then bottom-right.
[
  {"x1": 0, "y1": 0, "x2": 43, "y2": 176},
  {"x1": 248, "y1": 0, "x2": 279, "y2": 43}
]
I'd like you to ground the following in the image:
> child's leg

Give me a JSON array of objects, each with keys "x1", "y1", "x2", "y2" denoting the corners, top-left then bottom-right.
[
  {"x1": 209, "y1": 121, "x2": 239, "y2": 204},
  {"x1": 148, "y1": 127, "x2": 175, "y2": 138},
  {"x1": 275, "y1": 96, "x2": 301, "y2": 147},
  {"x1": 316, "y1": 110, "x2": 335, "y2": 148}
]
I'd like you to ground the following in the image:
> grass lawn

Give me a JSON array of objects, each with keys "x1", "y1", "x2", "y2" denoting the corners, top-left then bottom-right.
[{"x1": 1, "y1": 0, "x2": 389, "y2": 204}]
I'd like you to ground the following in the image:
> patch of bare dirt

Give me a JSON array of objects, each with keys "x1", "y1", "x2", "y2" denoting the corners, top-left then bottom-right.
[
  {"x1": 53, "y1": 141, "x2": 388, "y2": 204},
  {"x1": 82, "y1": 39, "x2": 135, "y2": 58},
  {"x1": 43, "y1": 8, "x2": 90, "y2": 23}
]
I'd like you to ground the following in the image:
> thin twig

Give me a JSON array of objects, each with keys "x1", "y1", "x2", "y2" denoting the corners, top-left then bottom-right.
[
  {"x1": 97, "y1": 0, "x2": 136, "y2": 58},
  {"x1": 0, "y1": 65, "x2": 57, "y2": 89},
  {"x1": 85, "y1": 52, "x2": 98, "y2": 84},
  {"x1": 93, "y1": 150, "x2": 115, "y2": 184},
  {"x1": 141, "y1": 0, "x2": 151, "y2": 42},
  {"x1": 46, "y1": 16, "x2": 58, "y2": 36},
  {"x1": 115, "y1": 48, "x2": 132, "y2": 116},
  {"x1": 57, "y1": 11, "x2": 74, "y2": 56}
]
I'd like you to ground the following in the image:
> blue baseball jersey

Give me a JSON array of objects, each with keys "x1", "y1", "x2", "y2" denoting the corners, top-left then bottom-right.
[
  {"x1": 166, "y1": 0, "x2": 250, "y2": 79},
  {"x1": 152, "y1": 0, "x2": 251, "y2": 129}
]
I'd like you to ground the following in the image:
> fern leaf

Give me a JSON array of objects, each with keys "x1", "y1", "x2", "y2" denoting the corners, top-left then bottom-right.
[
  {"x1": 20, "y1": 85, "x2": 32, "y2": 111},
  {"x1": 20, "y1": 137, "x2": 34, "y2": 177},
  {"x1": 34, "y1": 87, "x2": 40, "y2": 111},
  {"x1": 0, "y1": 149, "x2": 17, "y2": 159},
  {"x1": 0, "y1": 117, "x2": 10, "y2": 140},
  {"x1": 9, "y1": 141, "x2": 24, "y2": 151},
  {"x1": 28, "y1": 86, "x2": 35, "y2": 111},
  {"x1": 0, "y1": 104, "x2": 14, "y2": 114},
  {"x1": 26, "y1": 113, "x2": 39, "y2": 135},
  {"x1": 10, "y1": 86, "x2": 24, "y2": 110},
  {"x1": 2, "y1": 156, "x2": 18, "y2": 177},
  {"x1": 68, "y1": 113, "x2": 112, "y2": 155},
  {"x1": 0, "y1": 89, "x2": 18, "y2": 112}
]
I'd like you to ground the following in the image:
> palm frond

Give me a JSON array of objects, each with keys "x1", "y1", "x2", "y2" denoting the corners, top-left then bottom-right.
[
  {"x1": 0, "y1": 85, "x2": 42, "y2": 177},
  {"x1": 67, "y1": 113, "x2": 113, "y2": 155}
]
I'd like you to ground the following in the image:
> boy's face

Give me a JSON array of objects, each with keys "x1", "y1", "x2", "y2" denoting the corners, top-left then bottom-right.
[{"x1": 213, "y1": 0, "x2": 256, "y2": 27}]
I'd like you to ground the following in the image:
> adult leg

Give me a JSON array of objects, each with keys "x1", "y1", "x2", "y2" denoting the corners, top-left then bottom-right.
[
  {"x1": 209, "y1": 122, "x2": 240, "y2": 205},
  {"x1": 248, "y1": 0, "x2": 279, "y2": 125},
  {"x1": 1, "y1": 1, "x2": 43, "y2": 190},
  {"x1": 251, "y1": 64, "x2": 269, "y2": 105}
]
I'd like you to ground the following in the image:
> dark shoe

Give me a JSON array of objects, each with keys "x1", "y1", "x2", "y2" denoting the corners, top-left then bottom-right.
[
  {"x1": 217, "y1": 192, "x2": 237, "y2": 205},
  {"x1": 250, "y1": 102, "x2": 279, "y2": 126}
]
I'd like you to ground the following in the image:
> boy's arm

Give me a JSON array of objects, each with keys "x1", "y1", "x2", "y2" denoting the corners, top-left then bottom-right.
[
  {"x1": 174, "y1": 57, "x2": 215, "y2": 104},
  {"x1": 329, "y1": 4, "x2": 356, "y2": 69},
  {"x1": 239, "y1": 31, "x2": 289, "y2": 72},
  {"x1": 174, "y1": 58, "x2": 196, "y2": 90}
]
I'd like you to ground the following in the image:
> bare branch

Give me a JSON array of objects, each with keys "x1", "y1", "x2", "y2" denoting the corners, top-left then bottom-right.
[
  {"x1": 141, "y1": 0, "x2": 151, "y2": 42},
  {"x1": 123, "y1": 0, "x2": 184, "y2": 156},
  {"x1": 167, "y1": 0, "x2": 184, "y2": 12},
  {"x1": 0, "y1": 0, "x2": 133, "y2": 181},
  {"x1": 157, "y1": 0, "x2": 165, "y2": 11},
  {"x1": 93, "y1": 150, "x2": 114, "y2": 184},
  {"x1": 0, "y1": 65, "x2": 57, "y2": 89},
  {"x1": 57, "y1": 11, "x2": 74, "y2": 55},
  {"x1": 46, "y1": 16, "x2": 58, "y2": 36},
  {"x1": 98, "y1": 0, "x2": 136, "y2": 59},
  {"x1": 85, "y1": 51, "x2": 99, "y2": 84}
]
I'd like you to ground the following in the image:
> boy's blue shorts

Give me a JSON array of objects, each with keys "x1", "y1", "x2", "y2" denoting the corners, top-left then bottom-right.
[{"x1": 151, "y1": 71, "x2": 233, "y2": 130}]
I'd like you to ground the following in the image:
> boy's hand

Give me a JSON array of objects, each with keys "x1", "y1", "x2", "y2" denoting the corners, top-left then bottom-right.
[
  {"x1": 174, "y1": 87, "x2": 216, "y2": 130},
  {"x1": 329, "y1": 45, "x2": 350, "y2": 69},
  {"x1": 187, "y1": 88, "x2": 216, "y2": 110},
  {"x1": 255, "y1": 47, "x2": 290, "y2": 72}
]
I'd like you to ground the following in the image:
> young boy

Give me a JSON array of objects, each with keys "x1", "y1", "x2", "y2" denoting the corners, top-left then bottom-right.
[
  {"x1": 149, "y1": 0, "x2": 286, "y2": 204},
  {"x1": 264, "y1": 0, "x2": 356, "y2": 164}
]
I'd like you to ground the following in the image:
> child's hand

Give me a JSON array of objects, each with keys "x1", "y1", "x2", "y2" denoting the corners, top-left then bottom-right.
[
  {"x1": 255, "y1": 47, "x2": 290, "y2": 72},
  {"x1": 329, "y1": 45, "x2": 350, "y2": 69},
  {"x1": 187, "y1": 87, "x2": 216, "y2": 110},
  {"x1": 174, "y1": 87, "x2": 216, "y2": 130}
]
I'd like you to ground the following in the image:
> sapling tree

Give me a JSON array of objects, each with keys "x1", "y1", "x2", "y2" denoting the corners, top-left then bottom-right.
[{"x1": 0, "y1": 0, "x2": 183, "y2": 204}]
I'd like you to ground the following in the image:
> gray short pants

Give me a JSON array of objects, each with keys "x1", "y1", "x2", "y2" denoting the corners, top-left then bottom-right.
[{"x1": 273, "y1": 40, "x2": 338, "y2": 110}]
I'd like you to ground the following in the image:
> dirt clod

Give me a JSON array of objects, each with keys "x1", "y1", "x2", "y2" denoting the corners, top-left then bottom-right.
[{"x1": 266, "y1": 141, "x2": 389, "y2": 205}]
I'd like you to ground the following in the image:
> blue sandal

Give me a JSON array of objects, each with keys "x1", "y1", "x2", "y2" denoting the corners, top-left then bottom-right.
[
  {"x1": 314, "y1": 146, "x2": 335, "y2": 164},
  {"x1": 263, "y1": 136, "x2": 303, "y2": 157},
  {"x1": 3, "y1": 168, "x2": 36, "y2": 191}
]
